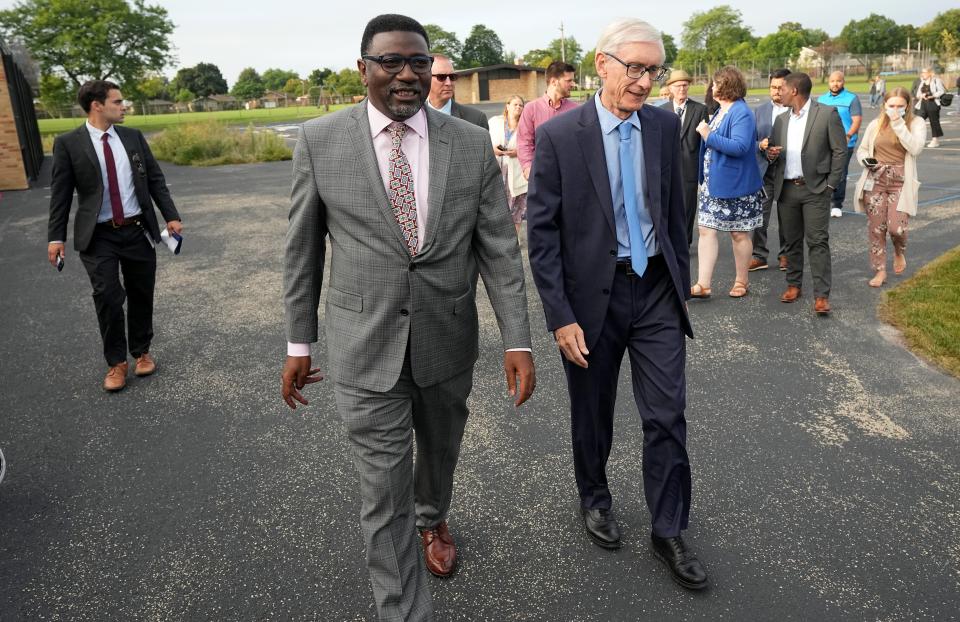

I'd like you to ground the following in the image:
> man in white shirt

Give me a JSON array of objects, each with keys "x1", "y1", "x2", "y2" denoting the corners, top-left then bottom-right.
[{"x1": 750, "y1": 68, "x2": 791, "y2": 271}]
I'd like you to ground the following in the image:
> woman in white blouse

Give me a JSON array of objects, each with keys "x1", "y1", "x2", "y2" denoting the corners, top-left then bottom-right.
[{"x1": 489, "y1": 95, "x2": 528, "y2": 235}]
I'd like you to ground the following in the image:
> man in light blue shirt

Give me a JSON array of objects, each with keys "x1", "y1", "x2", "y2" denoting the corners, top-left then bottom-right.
[{"x1": 817, "y1": 71, "x2": 862, "y2": 217}]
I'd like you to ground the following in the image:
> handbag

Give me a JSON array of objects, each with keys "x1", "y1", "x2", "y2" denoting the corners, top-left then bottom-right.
[{"x1": 940, "y1": 93, "x2": 954, "y2": 107}]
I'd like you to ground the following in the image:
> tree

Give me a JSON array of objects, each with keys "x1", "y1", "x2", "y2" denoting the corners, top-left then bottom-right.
[
  {"x1": 580, "y1": 49, "x2": 597, "y2": 78},
  {"x1": 424, "y1": 24, "x2": 463, "y2": 65},
  {"x1": 231, "y1": 67, "x2": 265, "y2": 101},
  {"x1": 38, "y1": 74, "x2": 74, "y2": 117},
  {"x1": 175, "y1": 88, "x2": 195, "y2": 104},
  {"x1": 680, "y1": 5, "x2": 753, "y2": 71},
  {"x1": 261, "y1": 68, "x2": 300, "y2": 92},
  {"x1": 813, "y1": 38, "x2": 846, "y2": 83},
  {"x1": 460, "y1": 24, "x2": 505, "y2": 68},
  {"x1": 755, "y1": 29, "x2": 806, "y2": 62},
  {"x1": 0, "y1": 0, "x2": 174, "y2": 87},
  {"x1": 839, "y1": 14, "x2": 905, "y2": 55},
  {"x1": 776, "y1": 22, "x2": 827, "y2": 48},
  {"x1": 324, "y1": 68, "x2": 364, "y2": 99},
  {"x1": 282, "y1": 77, "x2": 305, "y2": 98},
  {"x1": 521, "y1": 48, "x2": 553, "y2": 68},
  {"x1": 918, "y1": 9, "x2": 960, "y2": 55},
  {"x1": 545, "y1": 36, "x2": 582, "y2": 67},
  {"x1": 307, "y1": 68, "x2": 332, "y2": 86},
  {"x1": 662, "y1": 34, "x2": 678, "y2": 65},
  {"x1": 171, "y1": 62, "x2": 228, "y2": 97}
]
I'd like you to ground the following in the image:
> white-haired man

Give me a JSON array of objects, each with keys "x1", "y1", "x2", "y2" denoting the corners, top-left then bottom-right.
[{"x1": 527, "y1": 18, "x2": 707, "y2": 590}]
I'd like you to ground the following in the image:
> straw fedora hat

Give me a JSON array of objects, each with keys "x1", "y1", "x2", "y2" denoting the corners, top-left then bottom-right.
[{"x1": 665, "y1": 69, "x2": 692, "y2": 86}]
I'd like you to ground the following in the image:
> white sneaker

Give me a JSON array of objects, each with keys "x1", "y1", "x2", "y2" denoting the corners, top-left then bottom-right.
[
  {"x1": 831, "y1": 208, "x2": 843, "y2": 218},
  {"x1": 927, "y1": 138, "x2": 940, "y2": 148}
]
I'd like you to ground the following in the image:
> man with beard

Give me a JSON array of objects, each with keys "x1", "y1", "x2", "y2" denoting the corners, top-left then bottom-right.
[
  {"x1": 517, "y1": 60, "x2": 578, "y2": 180},
  {"x1": 527, "y1": 18, "x2": 708, "y2": 591},
  {"x1": 817, "y1": 71, "x2": 862, "y2": 217},
  {"x1": 750, "y1": 68, "x2": 791, "y2": 272},
  {"x1": 280, "y1": 14, "x2": 535, "y2": 621}
]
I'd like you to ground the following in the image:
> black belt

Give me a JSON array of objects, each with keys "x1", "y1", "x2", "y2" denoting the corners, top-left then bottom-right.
[
  {"x1": 786, "y1": 177, "x2": 806, "y2": 186},
  {"x1": 96, "y1": 216, "x2": 143, "y2": 229},
  {"x1": 615, "y1": 254, "x2": 663, "y2": 276}
]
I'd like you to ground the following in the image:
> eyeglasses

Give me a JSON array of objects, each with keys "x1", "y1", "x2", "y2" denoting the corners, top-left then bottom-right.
[
  {"x1": 361, "y1": 54, "x2": 434, "y2": 74},
  {"x1": 432, "y1": 73, "x2": 459, "y2": 82},
  {"x1": 602, "y1": 52, "x2": 668, "y2": 81}
]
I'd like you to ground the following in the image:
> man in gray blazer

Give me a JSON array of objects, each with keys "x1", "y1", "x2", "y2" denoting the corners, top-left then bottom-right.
[
  {"x1": 764, "y1": 72, "x2": 847, "y2": 315},
  {"x1": 280, "y1": 14, "x2": 534, "y2": 621},
  {"x1": 750, "y1": 68, "x2": 791, "y2": 272},
  {"x1": 427, "y1": 54, "x2": 489, "y2": 130},
  {"x1": 47, "y1": 80, "x2": 182, "y2": 391}
]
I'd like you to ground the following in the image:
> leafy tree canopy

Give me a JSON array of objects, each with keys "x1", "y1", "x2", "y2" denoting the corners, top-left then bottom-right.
[
  {"x1": 545, "y1": 36, "x2": 583, "y2": 67},
  {"x1": 0, "y1": 0, "x2": 174, "y2": 87},
  {"x1": 424, "y1": 24, "x2": 463, "y2": 66},
  {"x1": 755, "y1": 29, "x2": 806, "y2": 62},
  {"x1": 324, "y1": 68, "x2": 364, "y2": 98},
  {"x1": 261, "y1": 68, "x2": 300, "y2": 92},
  {"x1": 680, "y1": 5, "x2": 753, "y2": 69},
  {"x1": 839, "y1": 13, "x2": 905, "y2": 55},
  {"x1": 662, "y1": 33, "x2": 678, "y2": 66},
  {"x1": 38, "y1": 74, "x2": 75, "y2": 117},
  {"x1": 171, "y1": 62, "x2": 227, "y2": 97},
  {"x1": 918, "y1": 9, "x2": 960, "y2": 55},
  {"x1": 461, "y1": 24, "x2": 505, "y2": 68},
  {"x1": 307, "y1": 68, "x2": 332, "y2": 86},
  {"x1": 231, "y1": 67, "x2": 265, "y2": 101}
]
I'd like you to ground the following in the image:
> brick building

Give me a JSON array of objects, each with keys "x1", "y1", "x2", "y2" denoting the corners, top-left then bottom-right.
[{"x1": 453, "y1": 64, "x2": 547, "y2": 104}]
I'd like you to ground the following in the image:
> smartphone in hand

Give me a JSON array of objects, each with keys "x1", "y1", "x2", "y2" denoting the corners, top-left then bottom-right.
[{"x1": 55, "y1": 253, "x2": 64, "y2": 271}]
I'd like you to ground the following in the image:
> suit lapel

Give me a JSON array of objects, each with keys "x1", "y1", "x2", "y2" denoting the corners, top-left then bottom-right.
[
  {"x1": 420, "y1": 108, "x2": 450, "y2": 255},
  {"x1": 802, "y1": 101, "x2": 818, "y2": 149},
  {"x1": 76, "y1": 125, "x2": 100, "y2": 178},
  {"x1": 639, "y1": 106, "x2": 663, "y2": 236},
  {"x1": 679, "y1": 103, "x2": 694, "y2": 139},
  {"x1": 347, "y1": 105, "x2": 411, "y2": 255},
  {"x1": 575, "y1": 99, "x2": 616, "y2": 238}
]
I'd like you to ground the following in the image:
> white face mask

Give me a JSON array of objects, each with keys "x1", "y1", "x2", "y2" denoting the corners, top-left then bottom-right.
[{"x1": 886, "y1": 107, "x2": 906, "y2": 118}]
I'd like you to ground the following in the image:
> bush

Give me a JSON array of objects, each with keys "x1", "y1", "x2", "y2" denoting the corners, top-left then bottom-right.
[{"x1": 150, "y1": 122, "x2": 292, "y2": 166}]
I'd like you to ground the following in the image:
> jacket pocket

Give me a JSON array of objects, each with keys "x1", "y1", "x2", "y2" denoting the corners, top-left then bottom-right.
[
  {"x1": 453, "y1": 289, "x2": 473, "y2": 315},
  {"x1": 328, "y1": 287, "x2": 363, "y2": 312}
]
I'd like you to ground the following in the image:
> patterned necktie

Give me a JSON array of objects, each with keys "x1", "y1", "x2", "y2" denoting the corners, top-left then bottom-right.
[
  {"x1": 101, "y1": 133, "x2": 125, "y2": 225},
  {"x1": 676, "y1": 106, "x2": 684, "y2": 119},
  {"x1": 618, "y1": 121, "x2": 648, "y2": 277},
  {"x1": 387, "y1": 122, "x2": 419, "y2": 255}
]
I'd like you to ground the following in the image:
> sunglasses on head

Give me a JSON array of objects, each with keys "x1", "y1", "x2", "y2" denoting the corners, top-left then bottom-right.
[{"x1": 432, "y1": 73, "x2": 458, "y2": 82}]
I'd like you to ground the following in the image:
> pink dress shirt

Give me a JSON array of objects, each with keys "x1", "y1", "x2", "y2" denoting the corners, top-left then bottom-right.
[{"x1": 516, "y1": 94, "x2": 579, "y2": 171}]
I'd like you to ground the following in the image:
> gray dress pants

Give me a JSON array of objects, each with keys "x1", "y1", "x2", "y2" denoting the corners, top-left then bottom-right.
[{"x1": 778, "y1": 182, "x2": 832, "y2": 298}]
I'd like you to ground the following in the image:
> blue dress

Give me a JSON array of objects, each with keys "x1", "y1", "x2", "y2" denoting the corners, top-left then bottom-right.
[{"x1": 697, "y1": 110, "x2": 763, "y2": 232}]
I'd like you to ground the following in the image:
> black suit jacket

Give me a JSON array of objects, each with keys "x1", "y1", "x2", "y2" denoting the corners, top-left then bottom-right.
[
  {"x1": 48, "y1": 124, "x2": 179, "y2": 252},
  {"x1": 676, "y1": 99, "x2": 708, "y2": 187},
  {"x1": 450, "y1": 101, "x2": 489, "y2": 130},
  {"x1": 764, "y1": 100, "x2": 848, "y2": 200},
  {"x1": 526, "y1": 98, "x2": 692, "y2": 350}
]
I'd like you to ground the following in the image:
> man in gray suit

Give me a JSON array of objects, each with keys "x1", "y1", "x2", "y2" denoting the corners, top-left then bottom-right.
[
  {"x1": 280, "y1": 14, "x2": 535, "y2": 622},
  {"x1": 427, "y1": 54, "x2": 488, "y2": 130},
  {"x1": 764, "y1": 72, "x2": 847, "y2": 316}
]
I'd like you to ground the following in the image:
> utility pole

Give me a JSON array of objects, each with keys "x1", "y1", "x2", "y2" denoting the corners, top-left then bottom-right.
[{"x1": 559, "y1": 21, "x2": 566, "y2": 62}]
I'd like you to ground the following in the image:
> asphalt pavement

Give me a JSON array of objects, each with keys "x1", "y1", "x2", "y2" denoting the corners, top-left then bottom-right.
[{"x1": 1, "y1": 106, "x2": 959, "y2": 620}]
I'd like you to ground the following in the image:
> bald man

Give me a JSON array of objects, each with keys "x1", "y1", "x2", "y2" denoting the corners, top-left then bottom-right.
[
  {"x1": 817, "y1": 71, "x2": 862, "y2": 217},
  {"x1": 427, "y1": 54, "x2": 488, "y2": 129}
]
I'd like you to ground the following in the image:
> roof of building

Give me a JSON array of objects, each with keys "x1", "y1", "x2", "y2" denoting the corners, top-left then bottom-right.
[{"x1": 454, "y1": 63, "x2": 546, "y2": 76}]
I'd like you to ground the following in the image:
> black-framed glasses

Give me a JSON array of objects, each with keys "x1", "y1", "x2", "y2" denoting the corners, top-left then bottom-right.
[
  {"x1": 602, "y1": 51, "x2": 668, "y2": 81},
  {"x1": 361, "y1": 54, "x2": 434, "y2": 74},
  {"x1": 432, "y1": 73, "x2": 458, "y2": 82}
]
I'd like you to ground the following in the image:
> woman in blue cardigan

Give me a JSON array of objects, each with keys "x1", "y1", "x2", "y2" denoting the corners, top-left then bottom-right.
[{"x1": 691, "y1": 67, "x2": 764, "y2": 298}]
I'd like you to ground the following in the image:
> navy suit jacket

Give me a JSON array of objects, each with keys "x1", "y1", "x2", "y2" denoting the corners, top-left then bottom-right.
[
  {"x1": 526, "y1": 98, "x2": 693, "y2": 350},
  {"x1": 697, "y1": 99, "x2": 762, "y2": 199}
]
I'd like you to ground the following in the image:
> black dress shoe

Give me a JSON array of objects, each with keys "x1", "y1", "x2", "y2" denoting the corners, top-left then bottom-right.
[
  {"x1": 581, "y1": 508, "x2": 622, "y2": 549},
  {"x1": 650, "y1": 534, "x2": 709, "y2": 590}
]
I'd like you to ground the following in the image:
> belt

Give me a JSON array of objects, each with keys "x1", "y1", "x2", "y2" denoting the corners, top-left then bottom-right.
[
  {"x1": 786, "y1": 177, "x2": 806, "y2": 186},
  {"x1": 615, "y1": 254, "x2": 663, "y2": 276},
  {"x1": 97, "y1": 215, "x2": 143, "y2": 229}
]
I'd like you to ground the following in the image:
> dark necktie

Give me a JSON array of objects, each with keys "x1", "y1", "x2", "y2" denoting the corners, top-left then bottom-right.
[
  {"x1": 101, "y1": 133, "x2": 125, "y2": 225},
  {"x1": 676, "y1": 106, "x2": 684, "y2": 120}
]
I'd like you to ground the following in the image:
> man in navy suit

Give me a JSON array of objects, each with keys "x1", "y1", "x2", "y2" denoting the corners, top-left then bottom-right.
[
  {"x1": 750, "y1": 69, "x2": 791, "y2": 272},
  {"x1": 527, "y1": 18, "x2": 707, "y2": 590}
]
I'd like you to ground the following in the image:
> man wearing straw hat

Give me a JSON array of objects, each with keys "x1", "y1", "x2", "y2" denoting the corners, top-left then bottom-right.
[{"x1": 665, "y1": 69, "x2": 709, "y2": 245}]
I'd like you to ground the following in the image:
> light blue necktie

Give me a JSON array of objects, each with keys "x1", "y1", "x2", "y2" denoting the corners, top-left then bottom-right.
[{"x1": 618, "y1": 121, "x2": 647, "y2": 277}]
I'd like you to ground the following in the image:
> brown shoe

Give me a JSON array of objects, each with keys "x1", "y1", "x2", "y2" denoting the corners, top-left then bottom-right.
[
  {"x1": 748, "y1": 258, "x2": 768, "y2": 272},
  {"x1": 421, "y1": 521, "x2": 457, "y2": 577},
  {"x1": 104, "y1": 362, "x2": 128, "y2": 392},
  {"x1": 778, "y1": 255, "x2": 788, "y2": 271},
  {"x1": 134, "y1": 353, "x2": 156, "y2": 377},
  {"x1": 780, "y1": 286, "x2": 802, "y2": 303},
  {"x1": 814, "y1": 297, "x2": 831, "y2": 315}
]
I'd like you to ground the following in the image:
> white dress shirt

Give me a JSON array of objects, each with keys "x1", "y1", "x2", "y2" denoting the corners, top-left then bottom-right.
[
  {"x1": 85, "y1": 122, "x2": 143, "y2": 222},
  {"x1": 771, "y1": 103, "x2": 789, "y2": 125},
  {"x1": 784, "y1": 99, "x2": 811, "y2": 180}
]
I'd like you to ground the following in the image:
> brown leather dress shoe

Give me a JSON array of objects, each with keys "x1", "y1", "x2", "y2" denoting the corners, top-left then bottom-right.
[
  {"x1": 814, "y1": 297, "x2": 831, "y2": 315},
  {"x1": 135, "y1": 353, "x2": 156, "y2": 377},
  {"x1": 778, "y1": 255, "x2": 788, "y2": 271},
  {"x1": 421, "y1": 521, "x2": 457, "y2": 577},
  {"x1": 104, "y1": 362, "x2": 129, "y2": 392},
  {"x1": 780, "y1": 285, "x2": 802, "y2": 303},
  {"x1": 748, "y1": 257, "x2": 768, "y2": 272}
]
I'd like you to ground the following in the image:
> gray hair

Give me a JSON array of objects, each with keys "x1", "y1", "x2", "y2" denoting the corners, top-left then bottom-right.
[{"x1": 596, "y1": 18, "x2": 665, "y2": 63}]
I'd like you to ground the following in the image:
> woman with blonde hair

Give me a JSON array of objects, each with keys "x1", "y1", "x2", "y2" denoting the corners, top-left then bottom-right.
[
  {"x1": 853, "y1": 87, "x2": 926, "y2": 287},
  {"x1": 489, "y1": 95, "x2": 527, "y2": 234}
]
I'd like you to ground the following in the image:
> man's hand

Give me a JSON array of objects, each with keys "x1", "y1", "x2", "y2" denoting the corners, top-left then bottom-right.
[
  {"x1": 759, "y1": 137, "x2": 769, "y2": 151},
  {"x1": 281, "y1": 355, "x2": 324, "y2": 409},
  {"x1": 47, "y1": 242, "x2": 64, "y2": 267},
  {"x1": 504, "y1": 350, "x2": 535, "y2": 407},
  {"x1": 555, "y1": 322, "x2": 589, "y2": 368},
  {"x1": 166, "y1": 219, "x2": 183, "y2": 235},
  {"x1": 766, "y1": 145, "x2": 783, "y2": 161}
]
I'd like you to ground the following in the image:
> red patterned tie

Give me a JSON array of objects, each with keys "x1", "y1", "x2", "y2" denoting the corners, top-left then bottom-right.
[
  {"x1": 101, "y1": 133, "x2": 125, "y2": 226},
  {"x1": 387, "y1": 122, "x2": 419, "y2": 255}
]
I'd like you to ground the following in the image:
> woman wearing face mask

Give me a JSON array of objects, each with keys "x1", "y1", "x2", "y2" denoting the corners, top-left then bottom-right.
[
  {"x1": 489, "y1": 95, "x2": 528, "y2": 235},
  {"x1": 853, "y1": 87, "x2": 926, "y2": 287}
]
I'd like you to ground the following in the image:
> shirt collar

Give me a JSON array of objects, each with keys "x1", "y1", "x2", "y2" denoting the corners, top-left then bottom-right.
[
  {"x1": 791, "y1": 98, "x2": 811, "y2": 119},
  {"x1": 367, "y1": 101, "x2": 428, "y2": 140},
  {"x1": 427, "y1": 98, "x2": 452, "y2": 115},
  {"x1": 543, "y1": 93, "x2": 566, "y2": 110},
  {"x1": 85, "y1": 121, "x2": 119, "y2": 142},
  {"x1": 595, "y1": 91, "x2": 641, "y2": 135}
]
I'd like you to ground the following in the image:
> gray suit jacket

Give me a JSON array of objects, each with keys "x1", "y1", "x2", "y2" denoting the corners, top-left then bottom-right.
[
  {"x1": 764, "y1": 100, "x2": 848, "y2": 199},
  {"x1": 48, "y1": 124, "x2": 179, "y2": 252},
  {"x1": 450, "y1": 101, "x2": 489, "y2": 130},
  {"x1": 284, "y1": 103, "x2": 530, "y2": 392}
]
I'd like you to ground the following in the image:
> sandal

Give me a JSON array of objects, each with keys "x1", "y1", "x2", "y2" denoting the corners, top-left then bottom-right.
[
  {"x1": 690, "y1": 283, "x2": 712, "y2": 299},
  {"x1": 893, "y1": 253, "x2": 906, "y2": 275},
  {"x1": 728, "y1": 281, "x2": 749, "y2": 298},
  {"x1": 868, "y1": 271, "x2": 886, "y2": 288}
]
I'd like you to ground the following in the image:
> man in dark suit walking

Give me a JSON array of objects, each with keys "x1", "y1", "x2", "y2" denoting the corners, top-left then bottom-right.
[
  {"x1": 427, "y1": 54, "x2": 488, "y2": 129},
  {"x1": 665, "y1": 69, "x2": 709, "y2": 245},
  {"x1": 527, "y1": 18, "x2": 707, "y2": 591},
  {"x1": 47, "y1": 80, "x2": 182, "y2": 391},
  {"x1": 764, "y1": 72, "x2": 847, "y2": 315}
]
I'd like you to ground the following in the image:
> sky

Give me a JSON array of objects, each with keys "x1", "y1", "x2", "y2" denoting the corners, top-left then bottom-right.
[{"x1": 2, "y1": 0, "x2": 948, "y2": 84}]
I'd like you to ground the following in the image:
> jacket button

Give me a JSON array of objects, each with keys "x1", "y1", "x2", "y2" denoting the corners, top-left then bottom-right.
[
  {"x1": 609, "y1": 250, "x2": 617, "y2": 256},
  {"x1": 400, "y1": 309, "x2": 409, "y2": 316},
  {"x1": 409, "y1": 263, "x2": 416, "y2": 271},
  {"x1": 602, "y1": 289, "x2": 610, "y2": 295}
]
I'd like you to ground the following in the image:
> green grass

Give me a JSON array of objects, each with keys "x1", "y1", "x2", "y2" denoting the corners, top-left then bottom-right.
[
  {"x1": 38, "y1": 104, "x2": 350, "y2": 137},
  {"x1": 149, "y1": 122, "x2": 292, "y2": 166},
  {"x1": 880, "y1": 245, "x2": 960, "y2": 378}
]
